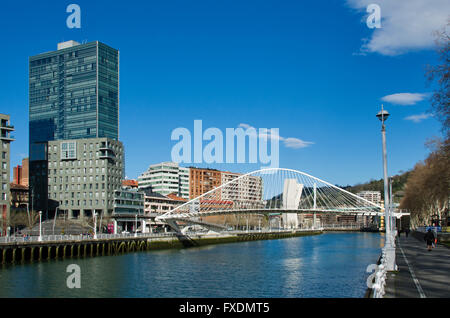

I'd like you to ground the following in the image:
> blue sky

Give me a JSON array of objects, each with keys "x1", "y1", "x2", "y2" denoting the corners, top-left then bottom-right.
[{"x1": 0, "y1": 0, "x2": 446, "y2": 186}]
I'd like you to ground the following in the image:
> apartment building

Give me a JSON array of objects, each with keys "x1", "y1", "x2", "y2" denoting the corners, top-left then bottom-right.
[
  {"x1": 189, "y1": 167, "x2": 222, "y2": 200},
  {"x1": 0, "y1": 114, "x2": 14, "y2": 236},
  {"x1": 221, "y1": 171, "x2": 264, "y2": 208},
  {"x1": 46, "y1": 138, "x2": 124, "y2": 219},
  {"x1": 138, "y1": 162, "x2": 190, "y2": 199}
]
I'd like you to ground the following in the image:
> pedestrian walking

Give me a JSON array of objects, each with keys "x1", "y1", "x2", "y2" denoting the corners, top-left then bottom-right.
[
  {"x1": 405, "y1": 228, "x2": 410, "y2": 237},
  {"x1": 424, "y1": 229, "x2": 435, "y2": 251}
]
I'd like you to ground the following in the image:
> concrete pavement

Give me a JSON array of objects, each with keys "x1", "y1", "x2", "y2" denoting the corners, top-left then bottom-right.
[{"x1": 384, "y1": 233, "x2": 450, "y2": 298}]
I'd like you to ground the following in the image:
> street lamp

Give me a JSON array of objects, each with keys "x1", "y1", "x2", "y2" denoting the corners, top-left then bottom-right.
[
  {"x1": 135, "y1": 214, "x2": 138, "y2": 237},
  {"x1": 376, "y1": 105, "x2": 396, "y2": 271},
  {"x1": 38, "y1": 211, "x2": 42, "y2": 242},
  {"x1": 390, "y1": 177, "x2": 396, "y2": 235},
  {"x1": 93, "y1": 212, "x2": 97, "y2": 239},
  {"x1": 52, "y1": 207, "x2": 59, "y2": 235}
]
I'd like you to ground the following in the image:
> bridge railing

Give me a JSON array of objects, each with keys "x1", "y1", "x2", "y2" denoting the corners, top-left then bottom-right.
[
  {"x1": 322, "y1": 223, "x2": 362, "y2": 230},
  {"x1": 371, "y1": 248, "x2": 388, "y2": 298}
]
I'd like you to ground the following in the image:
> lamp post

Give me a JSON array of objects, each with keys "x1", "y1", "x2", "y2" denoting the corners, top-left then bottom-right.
[
  {"x1": 376, "y1": 105, "x2": 396, "y2": 271},
  {"x1": 390, "y1": 177, "x2": 396, "y2": 239},
  {"x1": 38, "y1": 211, "x2": 42, "y2": 242},
  {"x1": 93, "y1": 212, "x2": 97, "y2": 239},
  {"x1": 135, "y1": 214, "x2": 138, "y2": 237},
  {"x1": 52, "y1": 207, "x2": 59, "y2": 235}
]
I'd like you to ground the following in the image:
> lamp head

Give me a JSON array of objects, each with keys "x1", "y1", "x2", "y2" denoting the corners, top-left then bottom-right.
[{"x1": 376, "y1": 109, "x2": 390, "y2": 122}]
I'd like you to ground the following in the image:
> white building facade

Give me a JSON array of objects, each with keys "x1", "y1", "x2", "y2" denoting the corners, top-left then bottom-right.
[
  {"x1": 357, "y1": 191, "x2": 382, "y2": 206},
  {"x1": 138, "y1": 162, "x2": 190, "y2": 199}
]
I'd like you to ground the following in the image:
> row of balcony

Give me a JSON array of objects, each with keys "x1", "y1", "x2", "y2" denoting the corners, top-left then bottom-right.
[{"x1": 1, "y1": 120, "x2": 14, "y2": 142}]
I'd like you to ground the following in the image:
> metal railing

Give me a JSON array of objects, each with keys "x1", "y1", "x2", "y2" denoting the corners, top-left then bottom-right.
[
  {"x1": 0, "y1": 232, "x2": 176, "y2": 244},
  {"x1": 371, "y1": 248, "x2": 388, "y2": 298},
  {"x1": 322, "y1": 223, "x2": 363, "y2": 230},
  {"x1": 416, "y1": 226, "x2": 442, "y2": 233},
  {"x1": 0, "y1": 227, "x2": 325, "y2": 245}
]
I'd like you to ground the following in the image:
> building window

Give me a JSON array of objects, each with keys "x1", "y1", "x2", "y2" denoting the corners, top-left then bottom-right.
[{"x1": 61, "y1": 141, "x2": 77, "y2": 160}]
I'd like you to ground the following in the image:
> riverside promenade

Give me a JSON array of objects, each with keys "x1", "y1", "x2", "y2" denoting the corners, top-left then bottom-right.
[{"x1": 384, "y1": 233, "x2": 450, "y2": 298}]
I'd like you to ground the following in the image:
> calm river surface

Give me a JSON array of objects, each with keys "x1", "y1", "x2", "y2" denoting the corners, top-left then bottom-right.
[{"x1": 0, "y1": 232, "x2": 383, "y2": 298}]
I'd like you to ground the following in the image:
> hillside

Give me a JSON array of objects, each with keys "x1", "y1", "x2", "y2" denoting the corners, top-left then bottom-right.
[{"x1": 339, "y1": 170, "x2": 411, "y2": 203}]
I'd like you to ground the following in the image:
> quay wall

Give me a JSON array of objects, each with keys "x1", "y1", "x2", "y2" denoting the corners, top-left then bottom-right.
[{"x1": 0, "y1": 230, "x2": 322, "y2": 264}]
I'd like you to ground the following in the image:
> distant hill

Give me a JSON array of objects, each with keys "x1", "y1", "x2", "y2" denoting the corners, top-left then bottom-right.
[{"x1": 338, "y1": 170, "x2": 411, "y2": 203}]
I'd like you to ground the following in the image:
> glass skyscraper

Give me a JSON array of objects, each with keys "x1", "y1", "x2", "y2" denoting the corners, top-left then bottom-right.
[{"x1": 29, "y1": 40, "x2": 119, "y2": 213}]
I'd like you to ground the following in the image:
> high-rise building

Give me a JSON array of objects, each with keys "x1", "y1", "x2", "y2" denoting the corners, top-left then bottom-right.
[
  {"x1": 29, "y1": 41, "x2": 120, "y2": 214},
  {"x1": 138, "y1": 162, "x2": 190, "y2": 199},
  {"x1": 0, "y1": 114, "x2": 14, "y2": 236}
]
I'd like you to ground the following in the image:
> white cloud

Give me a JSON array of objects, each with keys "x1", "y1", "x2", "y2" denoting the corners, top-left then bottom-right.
[
  {"x1": 346, "y1": 0, "x2": 450, "y2": 55},
  {"x1": 404, "y1": 113, "x2": 433, "y2": 123},
  {"x1": 381, "y1": 93, "x2": 428, "y2": 105},
  {"x1": 283, "y1": 137, "x2": 315, "y2": 149},
  {"x1": 238, "y1": 124, "x2": 314, "y2": 149}
]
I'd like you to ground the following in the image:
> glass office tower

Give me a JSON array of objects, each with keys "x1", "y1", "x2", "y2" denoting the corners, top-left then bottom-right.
[{"x1": 29, "y1": 41, "x2": 119, "y2": 214}]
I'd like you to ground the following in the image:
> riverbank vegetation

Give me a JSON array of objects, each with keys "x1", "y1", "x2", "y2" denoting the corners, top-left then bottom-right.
[{"x1": 400, "y1": 28, "x2": 449, "y2": 227}]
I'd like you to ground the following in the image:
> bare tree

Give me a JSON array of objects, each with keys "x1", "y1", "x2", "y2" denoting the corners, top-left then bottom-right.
[{"x1": 426, "y1": 25, "x2": 450, "y2": 137}]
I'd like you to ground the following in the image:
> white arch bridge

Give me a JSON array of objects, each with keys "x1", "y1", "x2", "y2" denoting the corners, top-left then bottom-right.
[{"x1": 155, "y1": 168, "x2": 406, "y2": 231}]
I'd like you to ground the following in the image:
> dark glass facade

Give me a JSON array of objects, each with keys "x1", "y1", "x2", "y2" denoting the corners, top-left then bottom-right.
[{"x1": 29, "y1": 41, "x2": 119, "y2": 214}]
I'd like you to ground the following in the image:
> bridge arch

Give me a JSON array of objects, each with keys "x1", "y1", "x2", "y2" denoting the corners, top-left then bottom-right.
[{"x1": 157, "y1": 168, "x2": 382, "y2": 223}]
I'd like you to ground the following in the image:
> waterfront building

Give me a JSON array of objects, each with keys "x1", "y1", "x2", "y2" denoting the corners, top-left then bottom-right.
[
  {"x1": 357, "y1": 191, "x2": 382, "y2": 206},
  {"x1": 46, "y1": 138, "x2": 124, "y2": 220},
  {"x1": 220, "y1": 171, "x2": 264, "y2": 209},
  {"x1": 122, "y1": 179, "x2": 138, "y2": 188},
  {"x1": 138, "y1": 162, "x2": 190, "y2": 199},
  {"x1": 140, "y1": 187, "x2": 187, "y2": 231},
  {"x1": 142, "y1": 188, "x2": 187, "y2": 215},
  {"x1": 189, "y1": 167, "x2": 222, "y2": 199},
  {"x1": 112, "y1": 186, "x2": 145, "y2": 233},
  {"x1": 356, "y1": 191, "x2": 382, "y2": 227},
  {"x1": 29, "y1": 40, "x2": 120, "y2": 214},
  {"x1": 9, "y1": 183, "x2": 30, "y2": 232},
  {"x1": 10, "y1": 184, "x2": 29, "y2": 209},
  {"x1": 0, "y1": 114, "x2": 14, "y2": 236},
  {"x1": 12, "y1": 158, "x2": 29, "y2": 187}
]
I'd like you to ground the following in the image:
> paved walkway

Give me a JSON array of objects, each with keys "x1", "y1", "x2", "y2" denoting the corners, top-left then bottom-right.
[{"x1": 384, "y1": 234, "x2": 450, "y2": 298}]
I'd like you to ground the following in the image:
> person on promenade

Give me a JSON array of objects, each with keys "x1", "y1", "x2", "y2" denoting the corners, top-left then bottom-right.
[
  {"x1": 424, "y1": 229, "x2": 435, "y2": 251},
  {"x1": 405, "y1": 228, "x2": 410, "y2": 237}
]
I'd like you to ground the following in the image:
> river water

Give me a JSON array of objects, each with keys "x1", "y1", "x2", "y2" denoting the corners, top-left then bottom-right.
[{"x1": 0, "y1": 232, "x2": 382, "y2": 298}]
